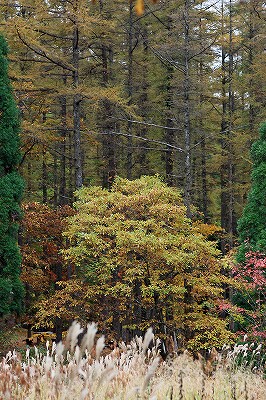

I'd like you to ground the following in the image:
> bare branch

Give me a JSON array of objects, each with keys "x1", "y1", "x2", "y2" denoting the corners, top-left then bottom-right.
[
  {"x1": 113, "y1": 116, "x2": 177, "y2": 130},
  {"x1": 93, "y1": 130, "x2": 184, "y2": 152},
  {"x1": 16, "y1": 27, "x2": 76, "y2": 72}
]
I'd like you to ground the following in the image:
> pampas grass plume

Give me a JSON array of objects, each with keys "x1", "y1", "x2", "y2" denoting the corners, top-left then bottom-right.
[
  {"x1": 96, "y1": 335, "x2": 105, "y2": 360},
  {"x1": 65, "y1": 320, "x2": 83, "y2": 352},
  {"x1": 142, "y1": 327, "x2": 154, "y2": 353},
  {"x1": 80, "y1": 322, "x2": 98, "y2": 356}
]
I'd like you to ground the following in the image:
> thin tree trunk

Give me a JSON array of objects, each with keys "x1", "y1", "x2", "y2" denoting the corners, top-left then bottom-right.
[
  {"x1": 59, "y1": 76, "x2": 67, "y2": 205},
  {"x1": 227, "y1": 0, "x2": 235, "y2": 248},
  {"x1": 133, "y1": 279, "x2": 142, "y2": 337},
  {"x1": 53, "y1": 152, "x2": 58, "y2": 206},
  {"x1": 42, "y1": 111, "x2": 48, "y2": 203},
  {"x1": 200, "y1": 130, "x2": 208, "y2": 221},
  {"x1": 101, "y1": 45, "x2": 116, "y2": 189},
  {"x1": 220, "y1": 9, "x2": 229, "y2": 253},
  {"x1": 183, "y1": 0, "x2": 192, "y2": 218},
  {"x1": 127, "y1": 0, "x2": 134, "y2": 179},
  {"x1": 183, "y1": 277, "x2": 193, "y2": 341},
  {"x1": 165, "y1": 66, "x2": 175, "y2": 186},
  {"x1": 98, "y1": 0, "x2": 116, "y2": 189},
  {"x1": 68, "y1": 128, "x2": 74, "y2": 204},
  {"x1": 72, "y1": 5, "x2": 83, "y2": 189},
  {"x1": 248, "y1": 0, "x2": 256, "y2": 133},
  {"x1": 164, "y1": 17, "x2": 175, "y2": 186},
  {"x1": 42, "y1": 146, "x2": 48, "y2": 204},
  {"x1": 198, "y1": 16, "x2": 208, "y2": 222},
  {"x1": 220, "y1": 0, "x2": 236, "y2": 252}
]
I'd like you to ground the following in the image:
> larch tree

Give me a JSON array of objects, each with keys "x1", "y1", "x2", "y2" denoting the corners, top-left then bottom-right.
[
  {"x1": 1, "y1": 0, "x2": 128, "y2": 199},
  {"x1": 0, "y1": 35, "x2": 24, "y2": 317},
  {"x1": 150, "y1": 0, "x2": 220, "y2": 217},
  {"x1": 0, "y1": 0, "x2": 265, "y2": 245}
]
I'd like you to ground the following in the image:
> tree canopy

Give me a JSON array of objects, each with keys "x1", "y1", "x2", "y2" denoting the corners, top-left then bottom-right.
[{"x1": 60, "y1": 176, "x2": 233, "y2": 350}]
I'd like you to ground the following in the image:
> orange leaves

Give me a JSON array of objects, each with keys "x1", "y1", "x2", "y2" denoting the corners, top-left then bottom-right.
[
  {"x1": 35, "y1": 279, "x2": 102, "y2": 328},
  {"x1": 20, "y1": 266, "x2": 51, "y2": 292},
  {"x1": 135, "y1": 0, "x2": 159, "y2": 16},
  {"x1": 22, "y1": 202, "x2": 74, "y2": 240},
  {"x1": 192, "y1": 221, "x2": 223, "y2": 239},
  {"x1": 135, "y1": 0, "x2": 145, "y2": 15},
  {"x1": 135, "y1": 0, "x2": 158, "y2": 15},
  {"x1": 91, "y1": 0, "x2": 158, "y2": 16},
  {"x1": 20, "y1": 202, "x2": 76, "y2": 322}
]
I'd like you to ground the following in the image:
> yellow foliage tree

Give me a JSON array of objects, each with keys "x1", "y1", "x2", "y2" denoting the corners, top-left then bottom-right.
[{"x1": 63, "y1": 176, "x2": 234, "y2": 350}]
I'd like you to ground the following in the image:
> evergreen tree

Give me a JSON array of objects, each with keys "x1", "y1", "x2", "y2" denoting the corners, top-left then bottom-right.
[
  {"x1": 0, "y1": 35, "x2": 24, "y2": 316},
  {"x1": 237, "y1": 122, "x2": 266, "y2": 262}
]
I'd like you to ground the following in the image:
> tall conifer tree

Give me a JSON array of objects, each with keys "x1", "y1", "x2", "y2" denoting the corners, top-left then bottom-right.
[
  {"x1": 237, "y1": 122, "x2": 266, "y2": 262},
  {"x1": 0, "y1": 35, "x2": 24, "y2": 316}
]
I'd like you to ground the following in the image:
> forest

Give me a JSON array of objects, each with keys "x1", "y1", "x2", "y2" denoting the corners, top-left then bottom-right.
[{"x1": 0, "y1": 0, "x2": 266, "y2": 360}]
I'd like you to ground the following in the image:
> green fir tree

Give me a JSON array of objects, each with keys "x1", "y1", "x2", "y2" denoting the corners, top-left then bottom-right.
[
  {"x1": 0, "y1": 35, "x2": 24, "y2": 316},
  {"x1": 237, "y1": 122, "x2": 266, "y2": 262}
]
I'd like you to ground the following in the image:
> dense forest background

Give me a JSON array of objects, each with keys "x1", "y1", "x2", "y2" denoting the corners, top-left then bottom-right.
[
  {"x1": 0, "y1": 0, "x2": 265, "y2": 238},
  {"x1": 0, "y1": 0, "x2": 266, "y2": 350}
]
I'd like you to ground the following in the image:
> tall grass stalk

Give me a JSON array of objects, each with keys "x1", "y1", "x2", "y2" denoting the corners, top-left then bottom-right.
[{"x1": 0, "y1": 322, "x2": 266, "y2": 399}]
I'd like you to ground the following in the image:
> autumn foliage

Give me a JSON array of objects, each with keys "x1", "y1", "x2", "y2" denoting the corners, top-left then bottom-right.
[
  {"x1": 232, "y1": 251, "x2": 266, "y2": 340},
  {"x1": 20, "y1": 202, "x2": 75, "y2": 325},
  {"x1": 60, "y1": 176, "x2": 234, "y2": 350}
]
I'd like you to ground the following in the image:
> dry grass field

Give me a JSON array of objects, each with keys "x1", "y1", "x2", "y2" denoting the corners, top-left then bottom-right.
[{"x1": 0, "y1": 322, "x2": 266, "y2": 399}]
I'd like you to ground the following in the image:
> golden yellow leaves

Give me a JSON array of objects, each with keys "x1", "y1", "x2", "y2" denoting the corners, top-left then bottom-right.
[
  {"x1": 135, "y1": 0, "x2": 145, "y2": 15},
  {"x1": 91, "y1": 0, "x2": 158, "y2": 16},
  {"x1": 135, "y1": 0, "x2": 158, "y2": 16}
]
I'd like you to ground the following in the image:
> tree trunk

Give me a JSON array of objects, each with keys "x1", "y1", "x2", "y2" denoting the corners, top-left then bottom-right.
[
  {"x1": 137, "y1": 25, "x2": 149, "y2": 175},
  {"x1": 59, "y1": 76, "x2": 68, "y2": 205},
  {"x1": 42, "y1": 146, "x2": 48, "y2": 204},
  {"x1": 248, "y1": 0, "x2": 256, "y2": 133},
  {"x1": 72, "y1": 9, "x2": 83, "y2": 190},
  {"x1": 198, "y1": 14, "x2": 208, "y2": 222},
  {"x1": 127, "y1": 0, "x2": 134, "y2": 179},
  {"x1": 183, "y1": 0, "x2": 192, "y2": 218},
  {"x1": 165, "y1": 65, "x2": 175, "y2": 186},
  {"x1": 133, "y1": 279, "x2": 142, "y2": 337},
  {"x1": 220, "y1": 0, "x2": 236, "y2": 252},
  {"x1": 53, "y1": 152, "x2": 58, "y2": 206},
  {"x1": 99, "y1": 0, "x2": 116, "y2": 189}
]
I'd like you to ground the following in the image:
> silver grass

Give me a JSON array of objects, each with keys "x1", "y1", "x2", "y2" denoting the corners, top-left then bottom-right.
[
  {"x1": 80, "y1": 322, "x2": 98, "y2": 356},
  {"x1": 65, "y1": 320, "x2": 83, "y2": 353},
  {"x1": 74, "y1": 345, "x2": 81, "y2": 364},
  {"x1": 2, "y1": 323, "x2": 266, "y2": 399},
  {"x1": 55, "y1": 341, "x2": 65, "y2": 359},
  {"x1": 51, "y1": 341, "x2": 57, "y2": 356},
  {"x1": 96, "y1": 335, "x2": 105, "y2": 360},
  {"x1": 142, "y1": 356, "x2": 160, "y2": 393},
  {"x1": 142, "y1": 327, "x2": 154, "y2": 353}
]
